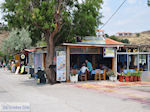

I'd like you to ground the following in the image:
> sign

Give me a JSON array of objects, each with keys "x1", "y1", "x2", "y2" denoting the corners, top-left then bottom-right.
[
  {"x1": 56, "y1": 51, "x2": 66, "y2": 81},
  {"x1": 0, "y1": 102, "x2": 30, "y2": 112},
  {"x1": 128, "y1": 48, "x2": 138, "y2": 52},
  {"x1": 103, "y1": 48, "x2": 115, "y2": 58},
  {"x1": 21, "y1": 54, "x2": 26, "y2": 60}
]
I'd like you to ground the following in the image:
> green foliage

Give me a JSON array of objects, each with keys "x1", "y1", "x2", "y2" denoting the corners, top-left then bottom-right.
[
  {"x1": 130, "y1": 72, "x2": 135, "y2": 76},
  {"x1": 0, "y1": 23, "x2": 8, "y2": 31},
  {"x1": 126, "y1": 72, "x2": 141, "y2": 77},
  {"x1": 105, "y1": 34, "x2": 109, "y2": 38},
  {"x1": 1, "y1": 0, "x2": 103, "y2": 46},
  {"x1": 120, "y1": 72, "x2": 124, "y2": 76},
  {"x1": 109, "y1": 35, "x2": 119, "y2": 41},
  {"x1": 148, "y1": 0, "x2": 150, "y2": 6},
  {"x1": 136, "y1": 33, "x2": 140, "y2": 37},
  {"x1": 36, "y1": 38, "x2": 47, "y2": 47},
  {"x1": 70, "y1": 69, "x2": 77, "y2": 76},
  {"x1": 137, "y1": 72, "x2": 141, "y2": 77},
  {"x1": 72, "y1": 0, "x2": 103, "y2": 36},
  {"x1": 133, "y1": 72, "x2": 141, "y2": 77},
  {"x1": 1, "y1": 28, "x2": 32, "y2": 55},
  {"x1": 124, "y1": 72, "x2": 130, "y2": 76},
  {"x1": 0, "y1": 51, "x2": 4, "y2": 57},
  {"x1": 106, "y1": 70, "x2": 115, "y2": 77},
  {"x1": 120, "y1": 39, "x2": 129, "y2": 44},
  {"x1": 109, "y1": 35, "x2": 130, "y2": 44},
  {"x1": 1, "y1": 0, "x2": 104, "y2": 82}
]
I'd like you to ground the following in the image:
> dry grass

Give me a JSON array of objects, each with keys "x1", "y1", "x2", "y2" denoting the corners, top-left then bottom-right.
[
  {"x1": 117, "y1": 31, "x2": 150, "y2": 45},
  {"x1": 0, "y1": 31, "x2": 9, "y2": 48}
]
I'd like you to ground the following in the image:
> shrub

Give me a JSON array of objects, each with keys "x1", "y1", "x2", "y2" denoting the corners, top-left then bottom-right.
[
  {"x1": 106, "y1": 70, "x2": 115, "y2": 77},
  {"x1": 136, "y1": 33, "x2": 140, "y2": 37}
]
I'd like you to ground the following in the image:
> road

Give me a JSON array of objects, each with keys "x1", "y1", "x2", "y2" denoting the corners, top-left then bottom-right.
[{"x1": 0, "y1": 69, "x2": 150, "y2": 112}]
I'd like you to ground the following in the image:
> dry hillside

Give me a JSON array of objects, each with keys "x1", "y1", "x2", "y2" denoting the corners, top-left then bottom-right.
[
  {"x1": 0, "y1": 31, "x2": 9, "y2": 48},
  {"x1": 117, "y1": 31, "x2": 150, "y2": 45}
]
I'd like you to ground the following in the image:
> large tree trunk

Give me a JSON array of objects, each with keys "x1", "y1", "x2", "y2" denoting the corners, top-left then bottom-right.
[{"x1": 45, "y1": 33, "x2": 56, "y2": 84}]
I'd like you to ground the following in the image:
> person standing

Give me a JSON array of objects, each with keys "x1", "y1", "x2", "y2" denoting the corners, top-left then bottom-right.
[
  {"x1": 0, "y1": 61, "x2": 2, "y2": 68},
  {"x1": 85, "y1": 60, "x2": 93, "y2": 80},
  {"x1": 3, "y1": 62, "x2": 6, "y2": 70}
]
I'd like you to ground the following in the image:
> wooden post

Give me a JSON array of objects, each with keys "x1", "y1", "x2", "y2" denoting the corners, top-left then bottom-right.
[
  {"x1": 112, "y1": 48, "x2": 117, "y2": 76},
  {"x1": 43, "y1": 53, "x2": 46, "y2": 70},
  {"x1": 137, "y1": 54, "x2": 139, "y2": 71},
  {"x1": 66, "y1": 46, "x2": 70, "y2": 82},
  {"x1": 148, "y1": 54, "x2": 150, "y2": 71},
  {"x1": 137, "y1": 47, "x2": 140, "y2": 71}
]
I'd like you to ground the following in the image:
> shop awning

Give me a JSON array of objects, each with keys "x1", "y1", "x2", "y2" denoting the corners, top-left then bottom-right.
[
  {"x1": 62, "y1": 43, "x2": 124, "y2": 47},
  {"x1": 25, "y1": 49, "x2": 36, "y2": 52}
]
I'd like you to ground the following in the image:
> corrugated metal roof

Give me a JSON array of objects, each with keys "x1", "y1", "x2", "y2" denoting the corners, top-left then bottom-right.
[{"x1": 62, "y1": 43, "x2": 124, "y2": 47}]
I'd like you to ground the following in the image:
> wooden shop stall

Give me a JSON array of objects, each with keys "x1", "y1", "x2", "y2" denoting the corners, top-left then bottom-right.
[
  {"x1": 55, "y1": 36, "x2": 124, "y2": 82},
  {"x1": 25, "y1": 46, "x2": 47, "y2": 73}
]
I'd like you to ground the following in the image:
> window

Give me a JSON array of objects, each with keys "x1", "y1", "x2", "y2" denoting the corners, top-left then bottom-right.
[
  {"x1": 85, "y1": 48, "x2": 99, "y2": 53},
  {"x1": 70, "y1": 47, "x2": 101, "y2": 54},
  {"x1": 128, "y1": 55, "x2": 138, "y2": 70},
  {"x1": 70, "y1": 48, "x2": 84, "y2": 53},
  {"x1": 139, "y1": 54, "x2": 148, "y2": 71}
]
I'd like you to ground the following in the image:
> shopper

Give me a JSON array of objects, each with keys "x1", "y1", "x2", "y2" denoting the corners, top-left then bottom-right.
[
  {"x1": 85, "y1": 60, "x2": 93, "y2": 80},
  {"x1": 80, "y1": 63, "x2": 89, "y2": 74},
  {"x1": 3, "y1": 62, "x2": 6, "y2": 70}
]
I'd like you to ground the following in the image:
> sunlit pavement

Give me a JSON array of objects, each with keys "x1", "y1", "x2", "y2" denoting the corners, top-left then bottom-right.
[
  {"x1": 0, "y1": 69, "x2": 150, "y2": 112},
  {"x1": 70, "y1": 81, "x2": 150, "y2": 105}
]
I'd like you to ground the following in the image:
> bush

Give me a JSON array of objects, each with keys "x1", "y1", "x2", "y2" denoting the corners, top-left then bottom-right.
[
  {"x1": 106, "y1": 70, "x2": 115, "y2": 77},
  {"x1": 124, "y1": 72, "x2": 130, "y2": 76},
  {"x1": 109, "y1": 35, "x2": 130, "y2": 44},
  {"x1": 120, "y1": 39, "x2": 130, "y2": 44},
  {"x1": 109, "y1": 35, "x2": 119, "y2": 41},
  {"x1": 136, "y1": 33, "x2": 140, "y2": 37}
]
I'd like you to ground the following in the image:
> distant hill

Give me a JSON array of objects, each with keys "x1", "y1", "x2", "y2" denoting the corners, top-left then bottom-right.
[
  {"x1": 117, "y1": 30, "x2": 150, "y2": 45},
  {"x1": 0, "y1": 31, "x2": 9, "y2": 48}
]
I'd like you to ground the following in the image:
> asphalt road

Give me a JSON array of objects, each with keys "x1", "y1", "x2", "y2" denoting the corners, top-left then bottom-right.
[{"x1": 0, "y1": 69, "x2": 150, "y2": 112}]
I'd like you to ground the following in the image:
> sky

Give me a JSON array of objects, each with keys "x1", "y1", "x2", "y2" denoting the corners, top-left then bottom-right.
[
  {"x1": 0, "y1": 0, "x2": 4, "y2": 23},
  {"x1": 101, "y1": 0, "x2": 150, "y2": 35},
  {"x1": 0, "y1": 0, "x2": 150, "y2": 35}
]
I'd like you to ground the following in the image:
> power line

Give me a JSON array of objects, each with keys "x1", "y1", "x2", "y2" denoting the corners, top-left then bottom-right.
[{"x1": 100, "y1": 0, "x2": 127, "y2": 30}]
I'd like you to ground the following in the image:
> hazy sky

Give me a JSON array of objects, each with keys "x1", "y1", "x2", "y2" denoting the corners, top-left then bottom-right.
[
  {"x1": 0, "y1": 0, "x2": 4, "y2": 23},
  {"x1": 101, "y1": 0, "x2": 150, "y2": 35},
  {"x1": 0, "y1": 0, "x2": 150, "y2": 35}
]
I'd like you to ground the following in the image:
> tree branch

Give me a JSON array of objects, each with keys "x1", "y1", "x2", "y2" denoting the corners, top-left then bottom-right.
[{"x1": 53, "y1": 24, "x2": 67, "y2": 45}]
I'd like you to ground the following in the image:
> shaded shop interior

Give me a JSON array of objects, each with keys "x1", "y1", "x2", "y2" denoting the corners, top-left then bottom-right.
[
  {"x1": 62, "y1": 43, "x2": 120, "y2": 82},
  {"x1": 70, "y1": 47, "x2": 113, "y2": 70},
  {"x1": 60, "y1": 43, "x2": 150, "y2": 82}
]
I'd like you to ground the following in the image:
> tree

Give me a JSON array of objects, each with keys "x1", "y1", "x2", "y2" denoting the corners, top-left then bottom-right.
[
  {"x1": 109, "y1": 35, "x2": 130, "y2": 44},
  {"x1": 148, "y1": 0, "x2": 150, "y2": 6},
  {"x1": 1, "y1": 0, "x2": 103, "y2": 84},
  {"x1": 120, "y1": 39, "x2": 129, "y2": 44},
  {"x1": 105, "y1": 34, "x2": 109, "y2": 38},
  {"x1": 136, "y1": 33, "x2": 140, "y2": 37},
  {"x1": 0, "y1": 51, "x2": 4, "y2": 57},
  {"x1": 1, "y1": 28, "x2": 32, "y2": 55},
  {"x1": 109, "y1": 35, "x2": 119, "y2": 41}
]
